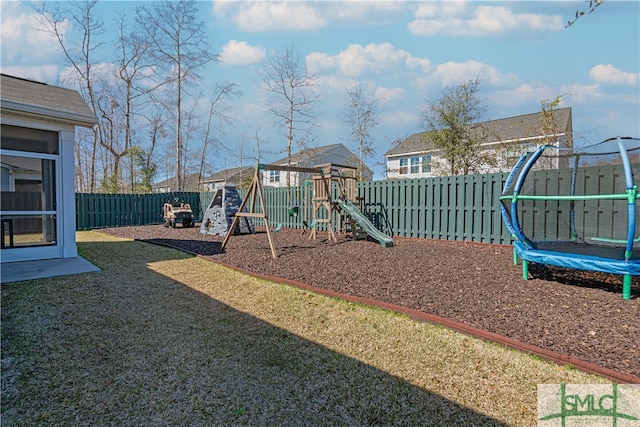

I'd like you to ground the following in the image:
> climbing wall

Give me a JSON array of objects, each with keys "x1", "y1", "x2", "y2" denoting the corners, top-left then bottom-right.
[{"x1": 200, "y1": 185, "x2": 254, "y2": 236}]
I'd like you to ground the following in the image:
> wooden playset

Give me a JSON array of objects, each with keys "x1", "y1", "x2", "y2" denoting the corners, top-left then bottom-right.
[{"x1": 220, "y1": 162, "x2": 392, "y2": 258}]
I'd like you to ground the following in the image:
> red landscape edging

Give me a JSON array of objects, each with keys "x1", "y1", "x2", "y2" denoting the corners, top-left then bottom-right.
[{"x1": 201, "y1": 254, "x2": 640, "y2": 385}]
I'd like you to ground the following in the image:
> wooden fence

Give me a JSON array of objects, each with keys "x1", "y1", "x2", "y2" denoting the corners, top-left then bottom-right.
[{"x1": 75, "y1": 164, "x2": 629, "y2": 246}]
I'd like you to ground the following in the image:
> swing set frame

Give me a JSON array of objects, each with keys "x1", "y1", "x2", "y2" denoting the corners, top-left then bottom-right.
[{"x1": 221, "y1": 162, "x2": 357, "y2": 258}]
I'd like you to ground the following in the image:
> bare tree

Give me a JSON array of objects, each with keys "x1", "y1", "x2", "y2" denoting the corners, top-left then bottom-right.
[
  {"x1": 345, "y1": 83, "x2": 378, "y2": 181},
  {"x1": 95, "y1": 91, "x2": 124, "y2": 192},
  {"x1": 133, "y1": 106, "x2": 169, "y2": 193},
  {"x1": 421, "y1": 78, "x2": 493, "y2": 176},
  {"x1": 198, "y1": 82, "x2": 242, "y2": 190},
  {"x1": 234, "y1": 133, "x2": 257, "y2": 189},
  {"x1": 258, "y1": 44, "x2": 319, "y2": 186},
  {"x1": 114, "y1": 12, "x2": 168, "y2": 192},
  {"x1": 74, "y1": 127, "x2": 95, "y2": 192},
  {"x1": 35, "y1": 0, "x2": 105, "y2": 192},
  {"x1": 135, "y1": 0, "x2": 218, "y2": 191}
]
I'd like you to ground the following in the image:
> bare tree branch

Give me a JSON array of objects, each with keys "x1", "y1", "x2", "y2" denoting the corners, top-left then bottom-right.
[
  {"x1": 135, "y1": 0, "x2": 218, "y2": 191},
  {"x1": 566, "y1": 0, "x2": 605, "y2": 28},
  {"x1": 345, "y1": 83, "x2": 378, "y2": 181},
  {"x1": 258, "y1": 44, "x2": 320, "y2": 185}
]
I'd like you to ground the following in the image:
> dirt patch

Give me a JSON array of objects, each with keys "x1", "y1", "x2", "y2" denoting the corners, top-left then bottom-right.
[{"x1": 100, "y1": 224, "x2": 640, "y2": 378}]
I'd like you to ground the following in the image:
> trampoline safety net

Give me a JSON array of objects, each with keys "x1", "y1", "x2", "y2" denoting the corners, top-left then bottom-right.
[{"x1": 501, "y1": 137, "x2": 640, "y2": 262}]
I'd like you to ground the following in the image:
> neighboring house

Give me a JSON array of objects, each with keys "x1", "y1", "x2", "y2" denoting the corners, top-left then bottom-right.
[
  {"x1": 264, "y1": 143, "x2": 373, "y2": 187},
  {"x1": 0, "y1": 74, "x2": 98, "y2": 263},
  {"x1": 152, "y1": 173, "x2": 203, "y2": 193},
  {"x1": 385, "y1": 107, "x2": 573, "y2": 179},
  {"x1": 202, "y1": 166, "x2": 254, "y2": 191}
]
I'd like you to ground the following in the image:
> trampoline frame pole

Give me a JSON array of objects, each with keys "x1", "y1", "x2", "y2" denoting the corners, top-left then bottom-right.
[
  {"x1": 522, "y1": 259, "x2": 529, "y2": 280},
  {"x1": 623, "y1": 275, "x2": 631, "y2": 300},
  {"x1": 618, "y1": 137, "x2": 635, "y2": 301},
  {"x1": 569, "y1": 155, "x2": 578, "y2": 241},
  {"x1": 618, "y1": 137, "x2": 636, "y2": 262}
]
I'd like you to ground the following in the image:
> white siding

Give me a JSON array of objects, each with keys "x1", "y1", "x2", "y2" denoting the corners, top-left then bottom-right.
[
  {"x1": 262, "y1": 171, "x2": 301, "y2": 188},
  {"x1": 385, "y1": 142, "x2": 549, "y2": 178}
]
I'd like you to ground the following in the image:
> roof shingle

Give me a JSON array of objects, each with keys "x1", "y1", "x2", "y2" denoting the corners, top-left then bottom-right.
[{"x1": 1, "y1": 74, "x2": 97, "y2": 127}]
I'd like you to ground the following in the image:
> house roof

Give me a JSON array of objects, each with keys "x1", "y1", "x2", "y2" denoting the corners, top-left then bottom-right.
[
  {"x1": 203, "y1": 166, "x2": 254, "y2": 184},
  {"x1": 268, "y1": 143, "x2": 364, "y2": 171},
  {"x1": 0, "y1": 74, "x2": 97, "y2": 128},
  {"x1": 385, "y1": 107, "x2": 572, "y2": 157}
]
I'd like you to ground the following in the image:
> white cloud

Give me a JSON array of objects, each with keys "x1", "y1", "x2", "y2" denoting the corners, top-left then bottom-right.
[
  {"x1": 315, "y1": 75, "x2": 349, "y2": 93},
  {"x1": 329, "y1": 1, "x2": 412, "y2": 24},
  {"x1": 308, "y1": 43, "x2": 516, "y2": 102},
  {"x1": 413, "y1": 60, "x2": 517, "y2": 89},
  {"x1": 213, "y1": 1, "x2": 411, "y2": 32},
  {"x1": 589, "y1": 64, "x2": 639, "y2": 86},
  {"x1": 378, "y1": 110, "x2": 420, "y2": 132},
  {"x1": 490, "y1": 84, "x2": 557, "y2": 108},
  {"x1": 214, "y1": 2, "x2": 326, "y2": 32},
  {"x1": 375, "y1": 87, "x2": 405, "y2": 105},
  {"x1": 558, "y1": 83, "x2": 603, "y2": 104},
  {"x1": 0, "y1": 3, "x2": 66, "y2": 67},
  {"x1": 306, "y1": 52, "x2": 338, "y2": 74},
  {"x1": 413, "y1": 1, "x2": 468, "y2": 19},
  {"x1": 408, "y1": 3, "x2": 563, "y2": 36},
  {"x1": 307, "y1": 43, "x2": 431, "y2": 78},
  {"x1": 489, "y1": 83, "x2": 604, "y2": 110},
  {"x1": 220, "y1": 40, "x2": 265, "y2": 66},
  {"x1": 0, "y1": 65, "x2": 60, "y2": 83}
]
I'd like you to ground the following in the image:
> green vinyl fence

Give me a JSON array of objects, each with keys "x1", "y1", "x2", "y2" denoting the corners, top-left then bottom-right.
[
  {"x1": 233, "y1": 184, "x2": 337, "y2": 232},
  {"x1": 76, "y1": 192, "x2": 201, "y2": 230},
  {"x1": 239, "y1": 175, "x2": 512, "y2": 244},
  {"x1": 510, "y1": 164, "x2": 633, "y2": 243},
  {"x1": 76, "y1": 173, "x2": 512, "y2": 244},
  {"x1": 75, "y1": 164, "x2": 628, "y2": 246},
  {"x1": 358, "y1": 173, "x2": 510, "y2": 243}
]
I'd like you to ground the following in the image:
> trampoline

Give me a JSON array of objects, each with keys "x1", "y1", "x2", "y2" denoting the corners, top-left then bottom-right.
[{"x1": 500, "y1": 136, "x2": 640, "y2": 300}]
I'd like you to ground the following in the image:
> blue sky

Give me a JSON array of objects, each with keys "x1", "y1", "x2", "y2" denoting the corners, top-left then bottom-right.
[{"x1": 1, "y1": 1, "x2": 639, "y2": 179}]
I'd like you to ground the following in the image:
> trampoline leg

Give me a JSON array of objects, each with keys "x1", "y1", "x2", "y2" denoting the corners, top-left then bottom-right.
[
  {"x1": 522, "y1": 259, "x2": 529, "y2": 280},
  {"x1": 623, "y1": 274, "x2": 631, "y2": 300},
  {"x1": 513, "y1": 247, "x2": 518, "y2": 265}
]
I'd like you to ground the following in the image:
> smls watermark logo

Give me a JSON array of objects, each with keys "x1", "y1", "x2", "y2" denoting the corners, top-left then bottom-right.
[{"x1": 538, "y1": 383, "x2": 640, "y2": 426}]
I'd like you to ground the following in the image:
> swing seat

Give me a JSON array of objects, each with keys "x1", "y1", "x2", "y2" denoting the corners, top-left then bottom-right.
[
  {"x1": 273, "y1": 223, "x2": 283, "y2": 233},
  {"x1": 288, "y1": 206, "x2": 299, "y2": 217},
  {"x1": 302, "y1": 220, "x2": 316, "y2": 229}
]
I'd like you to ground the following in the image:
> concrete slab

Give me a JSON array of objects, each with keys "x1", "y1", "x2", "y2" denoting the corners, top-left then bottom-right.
[{"x1": 1, "y1": 257, "x2": 101, "y2": 284}]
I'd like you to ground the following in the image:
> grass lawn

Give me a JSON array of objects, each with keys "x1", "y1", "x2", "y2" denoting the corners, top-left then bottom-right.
[{"x1": 1, "y1": 231, "x2": 607, "y2": 426}]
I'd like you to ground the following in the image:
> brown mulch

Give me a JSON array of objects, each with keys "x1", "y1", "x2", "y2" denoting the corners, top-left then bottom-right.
[{"x1": 98, "y1": 224, "x2": 640, "y2": 378}]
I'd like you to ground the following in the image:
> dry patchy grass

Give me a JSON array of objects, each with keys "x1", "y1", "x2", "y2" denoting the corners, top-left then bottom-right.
[{"x1": 1, "y1": 231, "x2": 607, "y2": 426}]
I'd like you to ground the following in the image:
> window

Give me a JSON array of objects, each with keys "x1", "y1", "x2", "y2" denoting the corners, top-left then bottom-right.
[
  {"x1": 399, "y1": 158, "x2": 408, "y2": 175},
  {"x1": 269, "y1": 170, "x2": 280, "y2": 183},
  {"x1": 421, "y1": 155, "x2": 432, "y2": 173},
  {"x1": 410, "y1": 156, "x2": 420, "y2": 173},
  {"x1": 399, "y1": 156, "x2": 431, "y2": 175}
]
